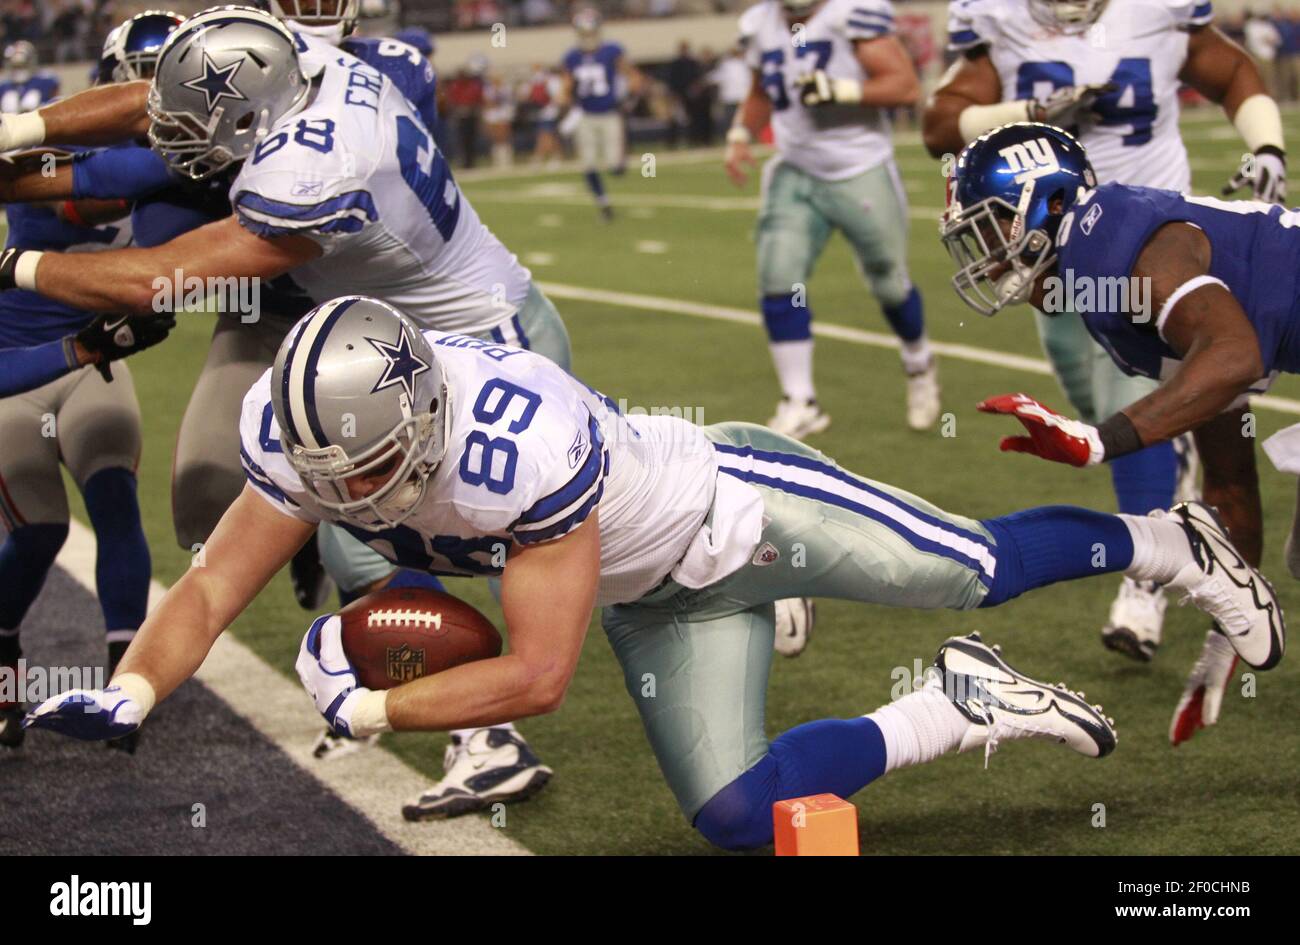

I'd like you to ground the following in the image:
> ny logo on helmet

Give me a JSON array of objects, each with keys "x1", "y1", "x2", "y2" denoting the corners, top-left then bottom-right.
[
  {"x1": 181, "y1": 51, "x2": 248, "y2": 113},
  {"x1": 997, "y1": 138, "x2": 1060, "y2": 184}
]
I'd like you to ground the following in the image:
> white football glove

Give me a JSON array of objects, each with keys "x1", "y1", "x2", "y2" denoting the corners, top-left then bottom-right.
[
  {"x1": 1169, "y1": 627, "x2": 1238, "y2": 746},
  {"x1": 24, "y1": 682, "x2": 148, "y2": 741},
  {"x1": 1033, "y1": 83, "x2": 1114, "y2": 127},
  {"x1": 797, "y1": 70, "x2": 862, "y2": 108},
  {"x1": 773, "y1": 597, "x2": 816, "y2": 658},
  {"x1": 296, "y1": 614, "x2": 374, "y2": 739},
  {"x1": 1223, "y1": 147, "x2": 1287, "y2": 205}
]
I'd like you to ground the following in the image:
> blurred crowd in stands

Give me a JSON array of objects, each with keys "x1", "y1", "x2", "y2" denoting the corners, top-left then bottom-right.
[{"x1": 7, "y1": 1, "x2": 1300, "y2": 168}]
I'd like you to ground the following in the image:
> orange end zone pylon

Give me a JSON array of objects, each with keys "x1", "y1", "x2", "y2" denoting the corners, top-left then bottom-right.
[{"x1": 773, "y1": 794, "x2": 860, "y2": 856}]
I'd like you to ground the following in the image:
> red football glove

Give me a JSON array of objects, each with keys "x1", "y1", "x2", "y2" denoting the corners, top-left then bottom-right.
[
  {"x1": 977, "y1": 393, "x2": 1104, "y2": 467},
  {"x1": 1170, "y1": 628, "x2": 1238, "y2": 747}
]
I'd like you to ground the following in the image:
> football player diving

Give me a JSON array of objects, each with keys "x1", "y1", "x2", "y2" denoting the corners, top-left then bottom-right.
[
  {"x1": 0, "y1": 4, "x2": 558, "y2": 818},
  {"x1": 923, "y1": 0, "x2": 1285, "y2": 665},
  {"x1": 725, "y1": 0, "x2": 941, "y2": 439},
  {"x1": 940, "y1": 121, "x2": 1292, "y2": 745},
  {"x1": 24, "y1": 292, "x2": 1284, "y2": 850}
]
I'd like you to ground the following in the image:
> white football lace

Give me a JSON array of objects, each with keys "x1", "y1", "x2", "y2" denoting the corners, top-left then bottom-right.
[
  {"x1": 1179, "y1": 580, "x2": 1251, "y2": 638},
  {"x1": 980, "y1": 715, "x2": 1063, "y2": 769}
]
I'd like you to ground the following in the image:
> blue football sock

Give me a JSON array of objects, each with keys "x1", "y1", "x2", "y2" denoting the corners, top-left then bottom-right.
[
  {"x1": 1109, "y1": 442, "x2": 1177, "y2": 516},
  {"x1": 761, "y1": 292, "x2": 813, "y2": 342},
  {"x1": 82, "y1": 467, "x2": 150, "y2": 634},
  {"x1": 0, "y1": 522, "x2": 68, "y2": 634},
  {"x1": 980, "y1": 506, "x2": 1134, "y2": 607},
  {"x1": 882, "y1": 286, "x2": 925, "y2": 343},
  {"x1": 694, "y1": 717, "x2": 886, "y2": 850},
  {"x1": 583, "y1": 170, "x2": 608, "y2": 206}
]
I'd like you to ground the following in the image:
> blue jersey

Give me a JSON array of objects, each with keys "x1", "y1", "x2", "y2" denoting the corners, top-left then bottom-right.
[
  {"x1": 0, "y1": 203, "x2": 131, "y2": 349},
  {"x1": 339, "y1": 36, "x2": 439, "y2": 132},
  {"x1": 562, "y1": 42, "x2": 624, "y2": 114},
  {"x1": 1054, "y1": 182, "x2": 1300, "y2": 383},
  {"x1": 0, "y1": 72, "x2": 58, "y2": 112}
]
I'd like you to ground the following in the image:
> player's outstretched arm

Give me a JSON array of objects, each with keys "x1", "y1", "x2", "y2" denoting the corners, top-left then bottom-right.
[
  {"x1": 1119, "y1": 223, "x2": 1266, "y2": 448},
  {"x1": 921, "y1": 49, "x2": 1004, "y2": 158},
  {"x1": 724, "y1": 71, "x2": 770, "y2": 187},
  {"x1": 25, "y1": 486, "x2": 315, "y2": 740},
  {"x1": 0, "y1": 81, "x2": 149, "y2": 152},
  {"x1": 6, "y1": 215, "x2": 321, "y2": 314},
  {"x1": 1182, "y1": 25, "x2": 1286, "y2": 203},
  {"x1": 382, "y1": 514, "x2": 601, "y2": 732},
  {"x1": 0, "y1": 149, "x2": 77, "y2": 203}
]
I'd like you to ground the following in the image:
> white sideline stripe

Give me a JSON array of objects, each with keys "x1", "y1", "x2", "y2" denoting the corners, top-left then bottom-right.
[
  {"x1": 537, "y1": 281, "x2": 1300, "y2": 418},
  {"x1": 54, "y1": 519, "x2": 531, "y2": 857}
]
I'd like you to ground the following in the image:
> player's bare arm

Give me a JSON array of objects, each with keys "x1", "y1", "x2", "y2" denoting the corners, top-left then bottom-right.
[
  {"x1": 58, "y1": 198, "x2": 131, "y2": 227},
  {"x1": 0, "y1": 149, "x2": 77, "y2": 203},
  {"x1": 20, "y1": 215, "x2": 322, "y2": 313},
  {"x1": 1117, "y1": 222, "x2": 1266, "y2": 447},
  {"x1": 851, "y1": 35, "x2": 920, "y2": 107},
  {"x1": 115, "y1": 485, "x2": 316, "y2": 703},
  {"x1": 1182, "y1": 25, "x2": 1270, "y2": 119},
  {"x1": 724, "y1": 70, "x2": 771, "y2": 187},
  {"x1": 385, "y1": 514, "x2": 601, "y2": 731},
  {"x1": 922, "y1": 48, "x2": 1000, "y2": 158},
  {"x1": 0, "y1": 80, "x2": 149, "y2": 151}
]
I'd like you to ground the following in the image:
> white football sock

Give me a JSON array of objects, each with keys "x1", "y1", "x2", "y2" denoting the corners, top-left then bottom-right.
[
  {"x1": 1120, "y1": 513, "x2": 1194, "y2": 584},
  {"x1": 867, "y1": 683, "x2": 969, "y2": 774},
  {"x1": 769, "y1": 339, "x2": 816, "y2": 402},
  {"x1": 899, "y1": 336, "x2": 933, "y2": 376}
]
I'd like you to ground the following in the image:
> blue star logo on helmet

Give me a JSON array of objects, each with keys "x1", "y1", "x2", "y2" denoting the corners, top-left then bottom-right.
[
  {"x1": 181, "y1": 51, "x2": 248, "y2": 113},
  {"x1": 367, "y1": 331, "x2": 430, "y2": 402}
]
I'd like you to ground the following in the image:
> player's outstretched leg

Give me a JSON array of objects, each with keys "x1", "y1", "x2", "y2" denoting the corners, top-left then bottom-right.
[{"x1": 693, "y1": 633, "x2": 1115, "y2": 850}]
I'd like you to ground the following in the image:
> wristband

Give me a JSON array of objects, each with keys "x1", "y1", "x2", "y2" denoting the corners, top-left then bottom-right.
[
  {"x1": 112, "y1": 672, "x2": 157, "y2": 718},
  {"x1": 0, "y1": 109, "x2": 46, "y2": 152},
  {"x1": 726, "y1": 125, "x2": 752, "y2": 146},
  {"x1": 958, "y1": 100, "x2": 1033, "y2": 143},
  {"x1": 1097, "y1": 412, "x2": 1143, "y2": 462},
  {"x1": 349, "y1": 689, "x2": 391, "y2": 737},
  {"x1": 14, "y1": 250, "x2": 42, "y2": 290},
  {"x1": 1233, "y1": 93, "x2": 1285, "y2": 154}
]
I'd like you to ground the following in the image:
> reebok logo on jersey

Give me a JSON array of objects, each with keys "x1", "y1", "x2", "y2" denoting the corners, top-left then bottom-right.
[
  {"x1": 1080, "y1": 201, "x2": 1103, "y2": 235},
  {"x1": 567, "y1": 430, "x2": 589, "y2": 469},
  {"x1": 292, "y1": 180, "x2": 324, "y2": 197},
  {"x1": 752, "y1": 542, "x2": 780, "y2": 566}
]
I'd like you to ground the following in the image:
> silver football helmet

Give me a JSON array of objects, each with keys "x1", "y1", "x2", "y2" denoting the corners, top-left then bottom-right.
[
  {"x1": 1028, "y1": 0, "x2": 1109, "y2": 33},
  {"x1": 262, "y1": 0, "x2": 359, "y2": 44},
  {"x1": 147, "y1": 6, "x2": 311, "y2": 181},
  {"x1": 271, "y1": 297, "x2": 451, "y2": 532}
]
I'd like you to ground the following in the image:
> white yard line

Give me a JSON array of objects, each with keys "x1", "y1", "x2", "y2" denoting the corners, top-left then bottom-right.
[
  {"x1": 538, "y1": 281, "x2": 1300, "y2": 418},
  {"x1": 54, "y1": 519, "x2": 531, "y2": 856}
]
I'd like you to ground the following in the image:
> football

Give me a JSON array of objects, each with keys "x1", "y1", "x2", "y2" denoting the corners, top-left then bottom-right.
[{"x1": 337, "y1": 586, "x2": 502, "y2": 690}]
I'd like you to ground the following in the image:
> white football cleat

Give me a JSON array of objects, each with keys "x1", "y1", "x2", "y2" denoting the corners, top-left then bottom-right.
[
  {"x1": 905, "y1": 361, "x2": 942, "y2": 431},
  {"x1": 1101, "y1": 577, "x2": 1166, "y2": 662},
  {"x1": 1163, "y1": 502, "x2": 1285, "y2": 670},
  {"x1": 768, "y1": 398, "x2": 830, "y2": 439},
  {"x1": 932, "y1": 633, "x2": 1117, "y2": 762},
  {"x1": 402, "y1": 727, "x2": 553, "y2": 821},
  {"x1": 773, "y1": 597, "x2": 815, "y2": 658}
]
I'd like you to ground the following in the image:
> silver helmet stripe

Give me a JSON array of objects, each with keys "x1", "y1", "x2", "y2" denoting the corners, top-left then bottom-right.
[{"x1": 282, "y1": 296, "x2": 360, "y2": 449}]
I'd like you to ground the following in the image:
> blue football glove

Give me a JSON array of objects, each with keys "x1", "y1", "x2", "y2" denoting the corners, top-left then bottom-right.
[
  {"x1": 24, "y1": 684, "x2": 146, "y2": 741},
  {"x1": 296, "y1": 613, "x2": 373, "y2": 738}
]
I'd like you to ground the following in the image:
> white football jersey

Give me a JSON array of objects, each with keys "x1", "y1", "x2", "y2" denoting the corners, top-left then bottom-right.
[
  {"x1": 239, "y1": 334, "x2": 729, "y2": 606},
  {"x1": 948, "y1": 0, "x2": 1214, "y2": 191},
  {"x1": 230, "y1": 34, "x2": 529, "y2": 335},
  {"x1": 740, "y1": 0, "x2": 898, "y2": 180}
]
